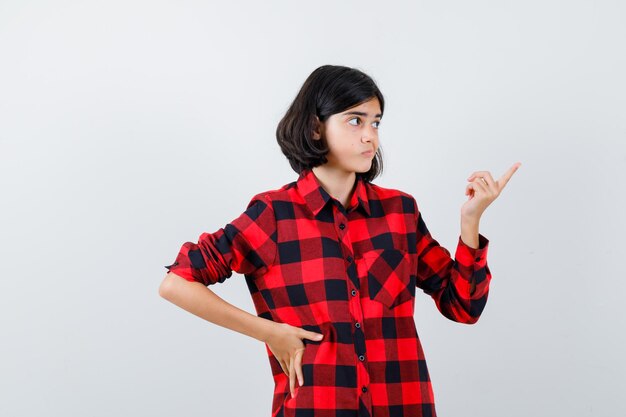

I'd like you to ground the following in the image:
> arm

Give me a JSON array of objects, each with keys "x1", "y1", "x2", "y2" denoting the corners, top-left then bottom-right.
[
  {"x1": 414, "y1": 198, "x2": 491, "y2": 324},
  {"x1": 159, "y1": 272, "x2": 326, "y2": 399},
  {"x1": 158, "y1": 192, "x2": 277, "y2": 337},
  {"x1": 159, "y1": 192, "x2": 325, "y2": 395},
  {"x1": 158, "y1": 272, "x2": 276, "y2": 343},
  {"x1": 417, "y1": 163, "x2": 519, "y2": 323}
]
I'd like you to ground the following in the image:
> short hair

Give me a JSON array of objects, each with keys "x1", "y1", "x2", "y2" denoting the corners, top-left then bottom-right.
[{"x1": 276, "y1": 65, "x2": 385, "y2": 183}]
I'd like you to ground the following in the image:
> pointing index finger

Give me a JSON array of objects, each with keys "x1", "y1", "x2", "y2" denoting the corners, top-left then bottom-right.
[{"x1": 498, "y1": 162, "x2": 522, "y2": 189}]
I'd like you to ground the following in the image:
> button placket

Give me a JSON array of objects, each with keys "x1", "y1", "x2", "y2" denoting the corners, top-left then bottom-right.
[{"x1": 337, "y1": 217, "x2": 370, "y2": 401}]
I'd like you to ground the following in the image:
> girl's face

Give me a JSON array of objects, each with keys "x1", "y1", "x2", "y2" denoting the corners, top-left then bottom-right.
[{"x1": 314, "y1": 97, "x2": 381, "y2": 175}]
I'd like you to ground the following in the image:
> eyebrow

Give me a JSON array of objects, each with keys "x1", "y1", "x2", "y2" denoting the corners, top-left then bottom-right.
[{"x1": 342, "y1": 111, "x2": 382, "y2": 119}]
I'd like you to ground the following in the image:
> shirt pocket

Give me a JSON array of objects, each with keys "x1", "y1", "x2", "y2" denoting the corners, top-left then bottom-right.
[{"x1": 362, "y1": 248, "x2": 415, "y2": 309}]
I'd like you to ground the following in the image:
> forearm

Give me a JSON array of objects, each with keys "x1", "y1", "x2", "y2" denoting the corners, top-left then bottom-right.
[
  {"x1": 159, "y1": 273, "x2": 276, "y2": 343},
  {"x1": 460, "y1": 214, "x2": 480, "y2": 249}
]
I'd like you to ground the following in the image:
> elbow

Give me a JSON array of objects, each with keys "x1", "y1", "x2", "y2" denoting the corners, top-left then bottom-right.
[
  {"x1": 460, "y1": 296, "x2": 489, "y2": 324},
  {"x1": 158, "y1": 273, "x2": 176, "y2": 299},
  {"x1": 462, "y1": 298, "x2": 489, "y2": 325},
  {"x1": 440, "y1": 295, "x2": 488, "y2": 325},
  {"x1": 461, "y1": 314, "x2": 481, "y2": 325},
  {"x1": 442, "y1": 309, "x2": 481, "y2": 325},
  {"x1": 159, "y1": 272, "x2": 202, "y2": 300},
  {"x1": 457, "y1": 286, "x2": 489, "y2": 323},
  {"x1": 436, "y1": 283, "x2": 489, "y2": 324}
]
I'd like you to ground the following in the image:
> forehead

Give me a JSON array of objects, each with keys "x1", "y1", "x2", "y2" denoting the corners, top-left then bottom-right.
[{"x1": 339, "y1": 97, "x2": 382, "y2": 118}]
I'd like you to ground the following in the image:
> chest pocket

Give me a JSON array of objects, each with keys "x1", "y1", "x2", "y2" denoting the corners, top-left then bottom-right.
[{"x1": 362, "y1": 248, "x2": 415, "y2": 309}]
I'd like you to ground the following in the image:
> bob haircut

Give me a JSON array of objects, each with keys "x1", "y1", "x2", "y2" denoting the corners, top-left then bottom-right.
[{"x1": 276, "y1": 65, "x2": 385, "y2": 183}]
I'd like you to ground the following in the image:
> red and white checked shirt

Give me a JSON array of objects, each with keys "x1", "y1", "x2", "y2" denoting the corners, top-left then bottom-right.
[{"x1": 164, "y1": 167, "x2": 491, "y2": 417}]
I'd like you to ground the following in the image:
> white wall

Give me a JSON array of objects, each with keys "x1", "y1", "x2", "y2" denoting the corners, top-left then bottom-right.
[{"x1": 1, "y1": 1, "x2": 623, "y2": 416}]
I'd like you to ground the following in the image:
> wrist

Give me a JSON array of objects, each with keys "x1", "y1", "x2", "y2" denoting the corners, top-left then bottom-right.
[
  {"x1": 258, "y1": 318, "x2": 279, "y2": 344},
  {"x1": 460, "y1": 215, "x2": 480, "y2": 249},
  {"x1": 461, "y1": 213, "x2": 480, "y2": 226}
]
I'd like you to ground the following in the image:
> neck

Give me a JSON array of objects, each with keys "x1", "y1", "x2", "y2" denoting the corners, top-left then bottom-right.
[{"x1": 311, "y1": 165, "x2": 357, "y2": 208}]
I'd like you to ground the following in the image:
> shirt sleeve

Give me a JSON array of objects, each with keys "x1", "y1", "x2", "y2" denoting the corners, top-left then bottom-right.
[
  {"x1": 412, "y1": 197, "x2": 492, "y2": 324},
  {"x1": 163, "y1": 192, "x2": 277, "y2": 286}
]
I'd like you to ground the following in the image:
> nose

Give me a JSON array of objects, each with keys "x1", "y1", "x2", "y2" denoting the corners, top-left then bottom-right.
[
  {"x1": 362, "y1": 127, "x2": 377, "y2": 146},
  {"x1": 362, "y1": 124, "x2": 377, "y2": 141}
]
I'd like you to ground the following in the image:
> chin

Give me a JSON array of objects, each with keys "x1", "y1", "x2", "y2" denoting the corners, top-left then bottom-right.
[
  {"x1": 357, "y1": 161, "x2": 373, "y2": 173},
  {"x1": 337, "y1": 160, "x2": 371, "y2": 175}
]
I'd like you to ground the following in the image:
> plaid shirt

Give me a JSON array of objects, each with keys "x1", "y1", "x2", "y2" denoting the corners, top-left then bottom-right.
[{"x1": 164, "y1": 168, "x2": 491, "y2": 417}]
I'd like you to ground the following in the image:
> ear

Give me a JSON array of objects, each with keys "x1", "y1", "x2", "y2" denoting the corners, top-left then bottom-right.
[{"x1": 312, "y1": 116, "x2": 324, "y2": 140}]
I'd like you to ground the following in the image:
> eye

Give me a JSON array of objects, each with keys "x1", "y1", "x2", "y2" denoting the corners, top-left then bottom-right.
[{"x1": 348, "y1": 117, "x2": 381, "y2": 128}]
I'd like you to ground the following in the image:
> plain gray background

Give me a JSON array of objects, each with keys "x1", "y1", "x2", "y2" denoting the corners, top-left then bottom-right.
[{"x1": 1, "y1": 1, "x2": 624, "y2": 416}]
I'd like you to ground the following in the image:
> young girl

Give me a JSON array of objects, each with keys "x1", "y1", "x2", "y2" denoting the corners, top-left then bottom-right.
[{"x1": 159, "y1": 64, "x2": 520, "y2": 417}]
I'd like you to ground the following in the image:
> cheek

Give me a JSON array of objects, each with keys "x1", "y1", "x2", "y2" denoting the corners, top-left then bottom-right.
[
  {"x1": 327, "y1": 124, "x2": 367, "y2": 156},
  {"x1": 326, "y1": 128, "x2": 357, "y2": 154},
  {"x1": 341, "y1": 142, "x2": 358, "y2": 155}
]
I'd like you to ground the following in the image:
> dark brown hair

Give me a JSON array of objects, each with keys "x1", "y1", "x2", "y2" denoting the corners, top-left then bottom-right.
[{"x1": 276, "y1": 65, "x2": 385, "y2": 183}]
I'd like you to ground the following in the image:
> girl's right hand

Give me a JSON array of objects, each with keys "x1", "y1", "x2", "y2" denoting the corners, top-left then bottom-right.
[{"x1": 265, "y1": 322, "x2": 324, "y2": 399}]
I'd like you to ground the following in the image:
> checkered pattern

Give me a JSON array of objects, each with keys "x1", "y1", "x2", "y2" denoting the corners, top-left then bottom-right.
[{"x1": 165, "y1": 168, "x2": 491, "y2": 417}]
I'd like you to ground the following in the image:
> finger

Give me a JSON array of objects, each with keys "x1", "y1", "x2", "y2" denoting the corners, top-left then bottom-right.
[
  {"x1": 472, "y1": 178, "x2": 488, "y2": 195},
  {"x1": 469, "y1": 168, "x2": 513, "y2": 194},
  {"x1": 498, "y1": 162, "x2": 521, "y2": 189},
  {"x1": 466, "y1": 183, "x2": 475, "y2": 198},
  {"x1": 467, "y1": 170, "x2": 491, "y2": 182},
  {"x1": 480, "y1": 172, "x2": 497, "y2": 192},
  {"x1": 467, "y1": 170, "x2": 485, "y2": 181},
  {"x1": 289, "y1": 356, "x2": 296, "y2": 398},
  {"x1": 477, "y1": 175, "x2": 497, "y2": 198},
  {"x1": 466, "y1": 181, "x2": 479, "y2": 197},
  {"x1": 294, "y1": 348, "x2": 305, "y2": 387},
  {"x1": 279, "y1": 359, "x2": 289, "y2": 377},
  {"x1": 303, "y1": 330, "x2": 324, "y2": 342}
]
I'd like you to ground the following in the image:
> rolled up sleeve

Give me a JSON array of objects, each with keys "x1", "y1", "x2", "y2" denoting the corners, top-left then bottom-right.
[{"x1": 164, "y1": 193, "x2": 277, "y2": 286}]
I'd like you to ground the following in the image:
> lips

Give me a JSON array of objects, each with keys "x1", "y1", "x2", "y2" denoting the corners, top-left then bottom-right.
[{"x1": 361, "y1": 150, "x2": 375, "y2": 156}]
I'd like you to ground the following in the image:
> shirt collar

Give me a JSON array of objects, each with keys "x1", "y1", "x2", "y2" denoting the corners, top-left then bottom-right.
[{"x1": 296, "y1": 168, "x2": 371, "y2": 217}]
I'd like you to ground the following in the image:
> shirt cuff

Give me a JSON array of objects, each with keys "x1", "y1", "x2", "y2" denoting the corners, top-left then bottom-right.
[
  {"x1": 456, "y1": 233, "x2": 489, "y2": 269},
  {"x1": 164, "y1": 261, "x2": 195, "y2": 282}
]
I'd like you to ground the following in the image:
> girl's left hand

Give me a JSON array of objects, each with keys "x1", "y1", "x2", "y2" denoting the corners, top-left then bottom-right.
[{"x1": 461, "y1": 162, "x2": 522, "y2": 220}]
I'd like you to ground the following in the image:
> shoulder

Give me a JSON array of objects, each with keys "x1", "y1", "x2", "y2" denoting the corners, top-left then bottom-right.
[
  {"x1": 368, "y1": 181, "x2": 414, "y2": 199},
  {"x1": 367, "y1": 182, "x2": 417, "y2": 211},
  {"x1": 245, "y1": 180, "x2": 297, "y2": 209}
]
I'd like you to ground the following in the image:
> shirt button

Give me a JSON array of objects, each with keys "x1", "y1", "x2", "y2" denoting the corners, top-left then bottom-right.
[
  {"x1": 358, "y1": 355, "x2": 365, "y2": 361},
  {"x1": 339, "y1": 223, "x2": 345, "y2": 230},
  {"x1": 355, "y1": 322, "x2": 361, "y2": 328},
  {"x1": 362, "y1": 386, "x2": 368, "y2": 393},
  {"x1": 475, "y1": 257, "x2": 481, "y2": 262},
  {"x1": 351, "y1": 289, "x2": 357, "y2": 296},
  {"x1": 347, "y1": 256, "x2": 353, "y2": 263}
]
